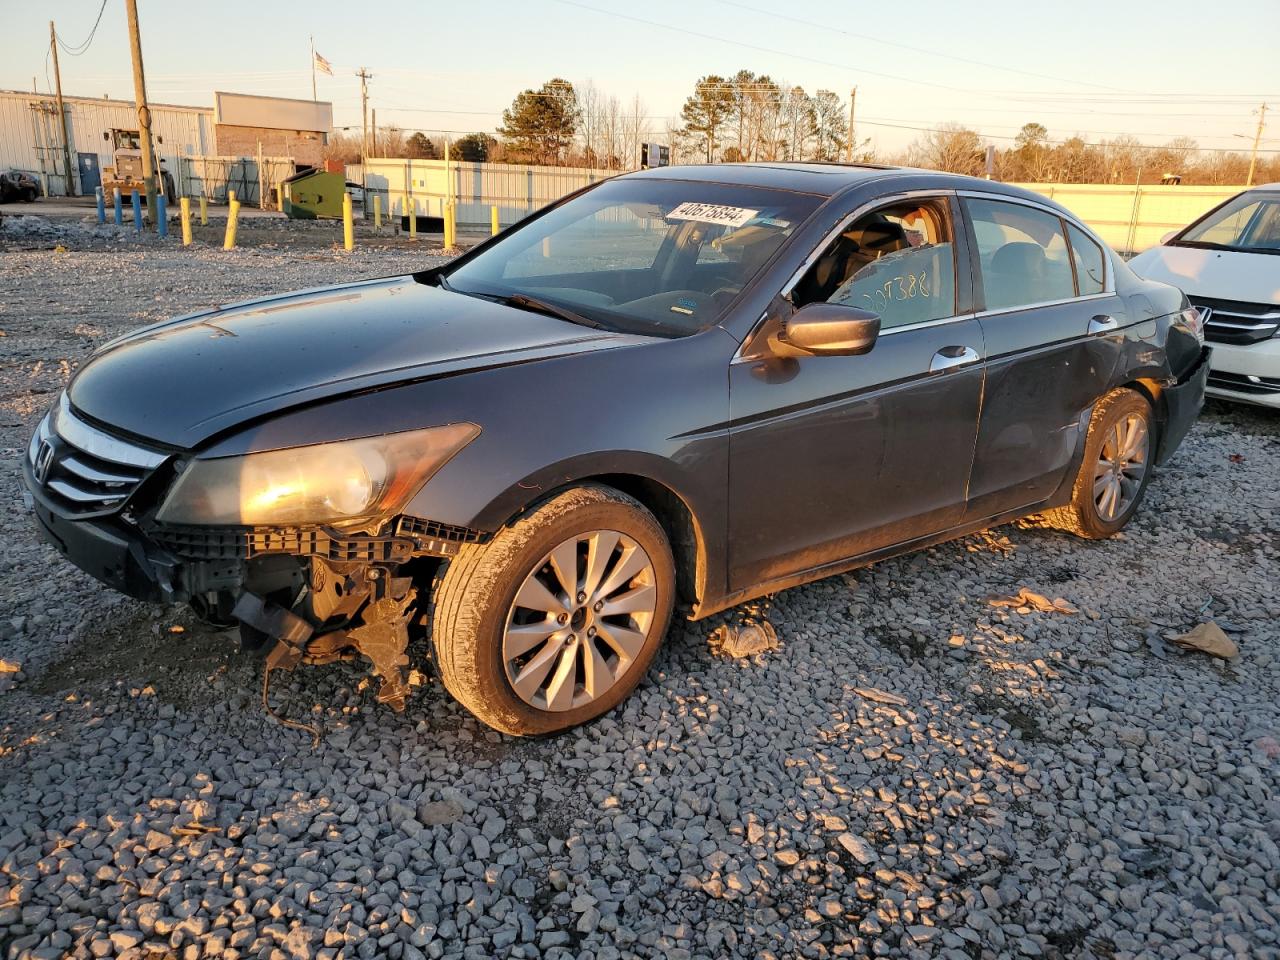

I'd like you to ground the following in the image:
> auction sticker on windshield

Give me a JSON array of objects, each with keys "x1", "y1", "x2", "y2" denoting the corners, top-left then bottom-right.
[{"x1": 668, "y1": 202, "x2": 759, "y2": 229}]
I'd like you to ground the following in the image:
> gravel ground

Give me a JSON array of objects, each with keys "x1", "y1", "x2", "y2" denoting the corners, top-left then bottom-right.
[{"x1": 1, "y1": 226, "x2": 1278, "y2": 960}]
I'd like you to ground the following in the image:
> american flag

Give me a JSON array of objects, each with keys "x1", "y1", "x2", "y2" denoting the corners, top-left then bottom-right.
[{"x1": 314, "y1": 51, "x2": 333, "y2": 76}]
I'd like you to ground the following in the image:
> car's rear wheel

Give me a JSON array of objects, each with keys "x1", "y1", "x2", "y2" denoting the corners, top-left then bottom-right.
[
  {"x1": 1046, "y1": 388, "x2": 1154, "y2": 539},
  {"x1": 22, "y1": 187, "x2": 37, "y2": 202},
  {"x1": 429, "y1": 484, "x2": 675, "y2": 735}
]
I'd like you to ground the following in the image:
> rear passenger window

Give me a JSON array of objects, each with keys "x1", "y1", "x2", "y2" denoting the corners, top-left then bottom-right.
[
  {"x1": 1066, "y1": 222, "x2": 1105, "y2": 295},
  {"x1": 965, "y1": 198, "x2": 1076, "y2": 311}
]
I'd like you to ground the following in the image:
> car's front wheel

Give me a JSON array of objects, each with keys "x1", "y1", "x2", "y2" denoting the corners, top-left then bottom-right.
[
  {"x1": 429, "y1": 484, "x2": 675, "y2": 735},
  {"x1": 1046, "y1": 388, "x2": 1155, "y2": 539}
]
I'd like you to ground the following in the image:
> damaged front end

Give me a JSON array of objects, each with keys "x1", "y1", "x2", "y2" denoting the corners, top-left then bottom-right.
[
  {"x1": 23, "y1": 394, "x2": 484, "y2": 722},
  {"x1": 154, "y1": 517, "x2": 482, "y2": 713}
]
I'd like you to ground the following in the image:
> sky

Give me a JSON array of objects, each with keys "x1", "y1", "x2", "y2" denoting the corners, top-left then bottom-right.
[{"x1": 3, "y1": 0, "x2": 1278, "y2": 157}]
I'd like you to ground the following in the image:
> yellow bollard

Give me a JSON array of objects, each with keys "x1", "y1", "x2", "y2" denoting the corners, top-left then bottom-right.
[
  {"x1": 223, "y1": 197, "x2": 240, "y2": 250},
  {"x1": 228, "y1": 189, "x2": 235, "y2": 204},
  {"x1": 443, "y1": 202, "x2": 453, "y2": 250},
  {"x1": 373, "y1": 194, "x2": 382, "y2": 230},
  {"x1": 180, "y1": 197, "x2": 192, "y2": 246},
  {"x1": 490, "y1": 205, "x2": 500, "y2": 237},
  {"x1": 342, "y1": 192, "x2": 354, "y2": 252},
  {"x1": 199, "y1": 194, "x2": 208, "y2": 226},
  {"x1": 408, "y1": 196, "x2": 417, "y2": 241},
  {"x1": 277, "y1": 183, "x2": 285, "y2": 213}
]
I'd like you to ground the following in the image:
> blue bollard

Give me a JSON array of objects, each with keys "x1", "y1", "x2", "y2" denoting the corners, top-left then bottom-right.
[
  {"x1": 156, "y1": 194, "x2": 168, "y2": 238},
  {"x1": 131, "y1": 190, "x2": 143, "y2": 233},
  {"x1": 95, "y1": 187, "x2": 105, "y2": 225},
  {"x1": 113, "y1": 188, "x2": 123, "y2": 226}
]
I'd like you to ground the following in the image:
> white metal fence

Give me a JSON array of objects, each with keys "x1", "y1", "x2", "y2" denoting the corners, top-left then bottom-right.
[
  {"x1": 1010, "y1": 182, "x2": 1242, "y2": 253},
  {"x1": 350, "y1": 161, "x2": 1241, "y2": 249},
  {"x1": 354, "y1": 158, "x2": 616, "y2": 228}
]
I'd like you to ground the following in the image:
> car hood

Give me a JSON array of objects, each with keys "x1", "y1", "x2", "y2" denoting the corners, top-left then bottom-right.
[
  {"x1": 68, "y1": 276, "x2": 644, "y2": 449},
  {"x1": 1128, "y1": 245, "x2": 1280, "y2": 305}
]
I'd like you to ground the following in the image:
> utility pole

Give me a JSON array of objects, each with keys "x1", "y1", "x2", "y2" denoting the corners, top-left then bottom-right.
[
  {"x1": 371, "y1": 108, "x2": 377, "y2": 158},
  {"x1": 49, "y1": 21, "x2": 75, "y2": 197},
  {"x1": 1246, "y1": 103, "x2": 1267, "y2": 187},
  {"x1": 125, "y1": 0, "x2": 159, "y2": 227},
  {"x1": 356, "y1": 68, "x2": 373, "y2": 162},
  {"x1": 845, "y1": 87, "x2": 857, "y2": 163}
]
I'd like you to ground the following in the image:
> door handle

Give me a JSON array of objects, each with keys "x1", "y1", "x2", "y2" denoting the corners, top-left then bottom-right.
[
  {"x1": 1088, "y1": 314, "x2": 1118, "y2": 334},
  {"x1": 929, "y1": 345, "x2": 981, "y2": 373}
]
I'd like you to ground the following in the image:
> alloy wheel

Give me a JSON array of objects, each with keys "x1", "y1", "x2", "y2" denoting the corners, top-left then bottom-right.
[
  {"x1": 503, "y1": 530, "x2": 657, "y2": 712},
  {"x1": 1092, "y1": 413, "x2": 1149, "y2": 522}
]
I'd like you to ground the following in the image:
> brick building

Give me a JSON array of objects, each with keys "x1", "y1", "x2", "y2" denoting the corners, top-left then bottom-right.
[{"x1": 212, "y1": 92, "x2": 332, "y2": 167}]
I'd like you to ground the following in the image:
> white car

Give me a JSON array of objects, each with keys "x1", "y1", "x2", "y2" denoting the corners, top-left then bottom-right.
[{"x1": 1129, "y1": 185, "x2": 1280, "y2": 408}]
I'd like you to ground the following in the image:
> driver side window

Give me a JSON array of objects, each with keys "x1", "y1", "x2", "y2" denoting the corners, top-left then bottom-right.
[{"x1": 792, "y1": 198, "x2": 958, "y2": 330}]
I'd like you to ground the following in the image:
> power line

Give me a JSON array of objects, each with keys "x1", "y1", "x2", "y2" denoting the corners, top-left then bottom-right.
[
  {"x1": 548, "y1": 0, "x2": 983, "y2": 95},
  {"x1": 708, "y1": 0, "x2": 1134, "y2": 93},
  {"x1": 56, "y1": 0, "x2": 109, "y2": 56}
]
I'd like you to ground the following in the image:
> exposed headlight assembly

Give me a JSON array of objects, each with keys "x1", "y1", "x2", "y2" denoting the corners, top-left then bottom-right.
[{"x1": 156, "y1": 423, "x2": 480, "y2": 526}]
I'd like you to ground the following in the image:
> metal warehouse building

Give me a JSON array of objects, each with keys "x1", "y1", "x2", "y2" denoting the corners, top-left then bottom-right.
[
  {"x1": 0, "y1": 90, "x2": 212, "y2": 197},
  {"x1": 0, "y1": 90, "x2": 332, "y2": 198}
]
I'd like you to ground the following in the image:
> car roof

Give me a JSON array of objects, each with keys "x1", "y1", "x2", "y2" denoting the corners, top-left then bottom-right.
[{"x1": 620, "y1": 162, "x2": 1065, "y2": 206}]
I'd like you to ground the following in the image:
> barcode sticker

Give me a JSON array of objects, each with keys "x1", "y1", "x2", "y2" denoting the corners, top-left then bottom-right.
[{"x1": 667, "y1": 202, "x2": 759, "y2": 228}]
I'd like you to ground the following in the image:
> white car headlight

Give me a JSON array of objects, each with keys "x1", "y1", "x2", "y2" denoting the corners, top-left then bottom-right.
[
  {"x1": 1178, "y1": 306, "x2": 1206, "y2": 343},
  {"x1": 156, "y1": 422, "x2": 480, "y2": 526}
]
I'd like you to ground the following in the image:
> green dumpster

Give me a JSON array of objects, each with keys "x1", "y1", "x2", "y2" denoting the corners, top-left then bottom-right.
[{"x1": 282, "y1": 169, "x2": 345, "y2": 220}]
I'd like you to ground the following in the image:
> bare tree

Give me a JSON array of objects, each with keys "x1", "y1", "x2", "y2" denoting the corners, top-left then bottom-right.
[
  {"x1": 811, "y1": 90, "x2": 847, "y2": 161},
  {"x1": 779, "y1": 86, "x2": 815, "y2": 160},
  {"x1": 910, "y1": 123, "x2": 985, "y2": 176},
  {"x1": 621, "y1": 94, "x2": 651, "y2": 170}
]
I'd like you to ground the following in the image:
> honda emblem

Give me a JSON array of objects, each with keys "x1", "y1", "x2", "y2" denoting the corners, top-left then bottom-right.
[{"x1": 33, "y1": 440, "x2": 55, "y2": 485}]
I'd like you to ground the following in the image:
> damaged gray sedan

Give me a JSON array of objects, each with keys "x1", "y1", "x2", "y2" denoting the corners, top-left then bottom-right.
[{"x1": 24, "y1": 163, "x2": 1210, "y2": 735}]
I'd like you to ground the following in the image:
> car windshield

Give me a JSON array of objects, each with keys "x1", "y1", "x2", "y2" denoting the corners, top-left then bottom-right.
[
  {"x1": 1173, "y1": 192, "x2": 1280, "y2": 253},
  {"x1": 441, "y1": 178, "x2": 822, "y2": 337}
]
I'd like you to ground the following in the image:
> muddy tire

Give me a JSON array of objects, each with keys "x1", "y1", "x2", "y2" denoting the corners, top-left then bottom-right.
[
  {"x1": 1045, "y1": 389, "x2": 1155, "y2": 539},
  {"x1": 429, "y1": 484, "x2": 675, "y2": 735}
]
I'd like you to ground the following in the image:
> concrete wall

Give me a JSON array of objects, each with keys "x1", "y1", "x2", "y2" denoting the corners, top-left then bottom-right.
[{"x1": 1010, "y1": 182, "x2": 1243, "y2": 253}]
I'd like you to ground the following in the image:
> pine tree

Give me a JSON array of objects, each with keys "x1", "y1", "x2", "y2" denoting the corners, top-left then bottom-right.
[{"x1": 499, "y1": 79, "x2": 580, "y2": 165}]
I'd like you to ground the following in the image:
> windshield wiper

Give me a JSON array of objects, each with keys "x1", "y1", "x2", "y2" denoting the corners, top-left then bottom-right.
[
  {"x1": 1170, "y1": 240, "x2": 1238, "y2": 252},
  {"x1": 501, "y1": 293, "x2": 607, "y2": 330}
]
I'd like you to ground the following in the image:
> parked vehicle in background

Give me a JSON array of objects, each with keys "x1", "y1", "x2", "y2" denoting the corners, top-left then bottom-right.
[
  {"x1": 1129, "y1": 184, "x2": 1280, "y2": 408},
  {"x1": 23, "y1": 163, "x2": 1210, "y2": 735},
  {"x1": 0, "y1": 170, "x2": 41, "y2": 203}
]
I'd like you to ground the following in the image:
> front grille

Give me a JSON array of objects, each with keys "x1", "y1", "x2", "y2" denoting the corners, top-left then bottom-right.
[
  {"x1": 29, "y1": 395, "x2": 168, "y2": 515},
  {"x1": 1188, "y1": 296, "x2": 1280, "y2": 346},
  {"x1": 1207, "y1": 371, "x2": 1280, "y2": 396}
]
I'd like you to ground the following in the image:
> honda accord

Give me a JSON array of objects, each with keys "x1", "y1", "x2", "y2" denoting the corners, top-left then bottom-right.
[{"x1": 24, "y1": 163, "x2": 1210, "y2": 734}]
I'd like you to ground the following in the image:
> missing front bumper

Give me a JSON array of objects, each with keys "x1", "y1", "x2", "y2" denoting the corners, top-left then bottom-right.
[{"x1": 1156, "y1": 345, "x2": 1212, "y2": 464}]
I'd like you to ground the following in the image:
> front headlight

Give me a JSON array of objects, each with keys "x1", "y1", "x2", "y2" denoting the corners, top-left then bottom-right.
[
  {"x1": 1177, "y1": 306, "x2": 1206, "y2": 343},
  {"x1": 156, "y1": 422, "x2": 480, "y2": 526}
]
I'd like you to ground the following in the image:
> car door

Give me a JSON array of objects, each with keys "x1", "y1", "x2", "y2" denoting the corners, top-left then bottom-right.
[
  {"x1": 959, "y1": 194, "x2": 1127, "y2": 520},
  {"x1": 727, "y1": 193, "x2": 986, "y2": 592}
]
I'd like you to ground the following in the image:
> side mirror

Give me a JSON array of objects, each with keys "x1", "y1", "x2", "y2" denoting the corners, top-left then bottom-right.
[{"x1": 776, "y1": 303, "x2": 880, "y2": 356}]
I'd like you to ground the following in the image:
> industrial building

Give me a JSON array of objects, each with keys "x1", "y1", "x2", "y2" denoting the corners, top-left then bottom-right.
[{"x1": 0, "y1": 89, "x2": 332, "y2": 198}]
